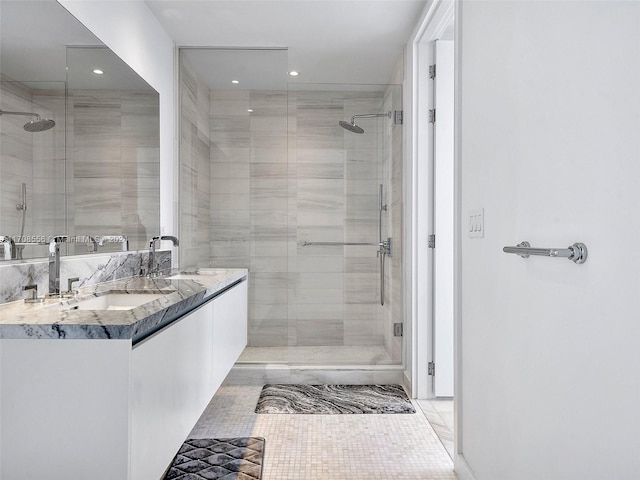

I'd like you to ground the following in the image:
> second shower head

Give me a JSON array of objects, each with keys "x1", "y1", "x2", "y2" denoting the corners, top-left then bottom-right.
[
  {"x1": 339, "y1": 111, "x2": 392, "y2": 134},
  {"x1": 0, "y1": 110, "x2": 55, "y2": 132}
]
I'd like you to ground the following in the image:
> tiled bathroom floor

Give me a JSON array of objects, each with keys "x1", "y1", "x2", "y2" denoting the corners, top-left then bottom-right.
[
  {"x1": 189, "y1": 384, "x2": 456, "y2": 480},
  {"x1": 417, "y1": 399, "x2": 454, "y2": 459}
]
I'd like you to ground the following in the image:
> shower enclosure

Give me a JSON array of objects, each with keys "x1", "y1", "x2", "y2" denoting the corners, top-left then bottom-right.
[{"x1": 179, "y1": 48, "x2": 403, "y2": 369}]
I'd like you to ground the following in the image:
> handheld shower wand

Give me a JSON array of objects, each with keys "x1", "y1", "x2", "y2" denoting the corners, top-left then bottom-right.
[{"x1": 15, "y1": 183, "x2": 27, "y2": 259}]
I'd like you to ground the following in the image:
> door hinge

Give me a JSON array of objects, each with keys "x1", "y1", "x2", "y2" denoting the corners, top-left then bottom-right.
[
  {"x1": 429, "y1": 64, "x2": 436, "y2": 79},
  {"x1": 428, "y1": 361, "x2": 435, "y2": 376},
  {"x1": 428, "y1": 234, "x2": 435, "y2": 249},
  {"x1": 393, "y1": 323, "x2": 403, "y2": 337},
  {"x1": 429, "y1": 109, "x2": 436, "y2": 124}
]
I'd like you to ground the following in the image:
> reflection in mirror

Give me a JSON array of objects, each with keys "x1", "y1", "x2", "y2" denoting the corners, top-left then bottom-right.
[
  {"x1": 0, "y1": 0, "x2": 160, "y2": 261},
  {"x1": 66, "y1": 47, "x2": 159, "y2": 255}
]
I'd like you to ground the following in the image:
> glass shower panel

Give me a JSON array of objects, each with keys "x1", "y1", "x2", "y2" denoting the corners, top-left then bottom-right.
[
  {"x1": 287, "y1": 83, "x2": 402, "y2": 366},
  {"x1": 178, "y1": 48, "x2": 290, "y2": 357}
]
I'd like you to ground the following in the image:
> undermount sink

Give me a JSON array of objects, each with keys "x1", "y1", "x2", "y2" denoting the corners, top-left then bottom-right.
[{"x1": 48, "y1": 293, "x2": 167, "y2": 311}]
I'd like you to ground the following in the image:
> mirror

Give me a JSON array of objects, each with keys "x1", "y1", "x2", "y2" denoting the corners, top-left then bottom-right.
[{"x1": 0, "y1": 0, "x2": 160, "y2": 260}]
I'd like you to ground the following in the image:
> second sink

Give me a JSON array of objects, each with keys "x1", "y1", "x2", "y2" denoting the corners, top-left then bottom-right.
[{"x1": 48, "y1": 293, "x2": 167, "y2": 311}]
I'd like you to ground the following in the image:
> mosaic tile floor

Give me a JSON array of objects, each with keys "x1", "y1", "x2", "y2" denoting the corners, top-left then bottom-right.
[{"x1": 190, "y1": 385, "x2": 456, "y2": 480}]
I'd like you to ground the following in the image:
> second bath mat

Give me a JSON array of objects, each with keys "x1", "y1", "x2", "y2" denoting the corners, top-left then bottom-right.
[
  {"x1": 255, "y1": 384, "x2": 416, "y2": 414},
  {"x1": 163, "y1": 437, "x2": 265, "y2": 480}
]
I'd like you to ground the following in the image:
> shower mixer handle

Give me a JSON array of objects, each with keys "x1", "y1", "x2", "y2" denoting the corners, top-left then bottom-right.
[{"x1": 379, "y1": 238, "x2": 392, "y2": 257}]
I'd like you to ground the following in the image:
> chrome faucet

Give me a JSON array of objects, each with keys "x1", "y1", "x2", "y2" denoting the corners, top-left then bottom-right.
[
  {"x1": 98, "y1": 235, "x2": 129, "y2": 251},
  {"x1": 48, "y1": 235, "x2": 69, "y2": 296},
  {"x1": 0, "y1": 235, "x2": 15, "y2": 260},
  {"x1": 147, "y1": 235, "x2": 179, "y2": 277}
]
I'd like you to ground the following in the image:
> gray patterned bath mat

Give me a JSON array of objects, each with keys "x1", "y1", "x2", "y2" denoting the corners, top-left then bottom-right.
[
  {"x1": 255, "y1": 384, "x2": 416, "y2": 414},
  {"x1": 164, "y1": 437, "x2": 265, "y2": 480}
]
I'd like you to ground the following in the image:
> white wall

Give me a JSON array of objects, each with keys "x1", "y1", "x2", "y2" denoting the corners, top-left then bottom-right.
[
  {"x1": 59, "y1": 0, "x2": 176, "y2": 238},
  {"x1": 458, "y1": 1, "x2": 640, "y2": 479}
]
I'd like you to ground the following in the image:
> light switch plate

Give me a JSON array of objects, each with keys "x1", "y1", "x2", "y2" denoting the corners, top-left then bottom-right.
[{"x1": 469, "y1": 208, "x2": 484, "y2": 238}]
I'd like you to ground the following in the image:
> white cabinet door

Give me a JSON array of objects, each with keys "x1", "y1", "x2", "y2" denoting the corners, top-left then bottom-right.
[
  {"x1": 212, "y1": 281, "x2": 248, "y2": 392},
  {"x1": 131, "y1": 299, "x2": 214, "y2": 480},
  {"x1": 0, "y1": 339, "x2": 131, "y2": 480}
]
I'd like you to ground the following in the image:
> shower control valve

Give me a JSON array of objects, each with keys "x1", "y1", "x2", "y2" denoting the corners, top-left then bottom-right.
[{"x1": 379, "y1": 238, "x2": 392, "y2": 257}]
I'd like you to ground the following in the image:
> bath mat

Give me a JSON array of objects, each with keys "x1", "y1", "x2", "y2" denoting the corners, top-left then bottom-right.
[
  {"x1": 164, "y1": 437, "x2": 265, "y2": 480},
  {"x1": 255, "y1": 384, "x2": 416, "y2": 414}
]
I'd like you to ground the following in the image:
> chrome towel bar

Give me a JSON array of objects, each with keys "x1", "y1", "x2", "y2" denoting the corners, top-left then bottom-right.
[
  {"x1": 503, "y1": 241, "x2": 588, "y2": 264},
  {"x1": 301, "y1": 241, "x2": 378, "y2": 246}
]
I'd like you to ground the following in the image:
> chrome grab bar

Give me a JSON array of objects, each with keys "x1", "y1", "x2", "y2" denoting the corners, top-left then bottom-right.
[
  {"x1": 503, "y1": 241, "x2": 588, "y2": 264},
  {"x1": 301, "y1": 241, "x2": 378, "y2": 246}
]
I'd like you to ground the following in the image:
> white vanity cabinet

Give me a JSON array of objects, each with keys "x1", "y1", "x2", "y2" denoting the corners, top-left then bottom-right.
[
  {"x1": 0, "y1": 278, "x2": 247, "y2": 480},
  {"x1": 131, "y1": 280, "x2": 248, "y2": 480}
]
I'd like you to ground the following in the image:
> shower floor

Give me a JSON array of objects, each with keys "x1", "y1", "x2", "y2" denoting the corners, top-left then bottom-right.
[{"x1": 237, "y1": 346, "x2": 396, "y2": 366}]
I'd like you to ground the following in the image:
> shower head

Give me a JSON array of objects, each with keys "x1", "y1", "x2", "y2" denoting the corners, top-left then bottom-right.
[
  {"x1": 339, "y1": 120, "x2": 364, "y2": 134},
  {"x1": 339, "y1": 111, "x2": 392, "y2": 134},
  {"x1": 0, "y1": 110, "x2": 55, "y2": 132},
  {"x1": 23, "y1": 117, "x2": 56, "y2": 132}
]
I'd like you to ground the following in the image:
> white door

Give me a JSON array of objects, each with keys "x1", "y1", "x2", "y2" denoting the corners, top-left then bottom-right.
[{"x1": 432, "y1": 40, "x2": 455, "y2": 397}]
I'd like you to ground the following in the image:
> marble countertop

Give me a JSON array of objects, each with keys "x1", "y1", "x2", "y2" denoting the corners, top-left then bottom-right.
[{"x1": 0, "y1": 268, "x2": 247, "y2": 341}]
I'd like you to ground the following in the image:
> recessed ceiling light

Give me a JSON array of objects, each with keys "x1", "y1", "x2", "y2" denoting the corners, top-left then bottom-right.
[
  {"x1": 247, "y1": 109, "x2": 254, "y2": 113},
  {"x1": 93, "y1": 69, "x2": 104, "y2": 75},
  {"x1": 231, "y1": 80, "x2": 240, "y2": 84},
  {"x1": 288, "y1": 71, "x2": 300, "y2": 77}
]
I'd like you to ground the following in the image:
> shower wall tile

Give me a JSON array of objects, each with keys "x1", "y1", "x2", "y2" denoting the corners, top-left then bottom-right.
[
  {"x1": 250, "y1": 240, "x2": 288, "y2": 258},
  {"x1": 288, "y1": 256, "x2": 343, "y2": 273},
  {"x1": 292, "y1": 272, "x2": 344, "y2": 291},
  {"x1": 344, "y1": 218, "x2": 377, "y2": 243},
  {"x1": 296, "y1": 318, "x2": 344, "y2": 346},
  {"x1": 212, "y1": 146, "x2": 251, "y2": 164},
  {"x1": 210, "y1": 162, "x2": 250, "y2": 179},
  {"x1": 250, "y1": 256, "x2": 288, "y2": 273},
  {"x1": 296, "y1": 147, "x2": 344, "y2": 164},
  {"x1": 297, "y1": 163, "x2": 344, "y2": 179},
  {"x1": 210, "y1": 116, "x2": 251, "y2": 147},
  {"x1": 210, "y1": 193, "x2": 251, "y2": 210}
]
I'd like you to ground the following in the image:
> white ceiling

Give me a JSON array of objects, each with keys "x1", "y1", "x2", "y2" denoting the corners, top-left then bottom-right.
[{"x1": 146, "y1": 0, "x2": 427, "y2": 85}]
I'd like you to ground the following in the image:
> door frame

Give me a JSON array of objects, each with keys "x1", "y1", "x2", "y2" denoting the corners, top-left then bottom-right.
[
  {"x1": 405, "y1": 0, "x2": 454, "y2": 401},
  {"x1": 405, "y1": 0, "x2": 469, "y2": 471}
]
